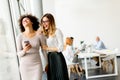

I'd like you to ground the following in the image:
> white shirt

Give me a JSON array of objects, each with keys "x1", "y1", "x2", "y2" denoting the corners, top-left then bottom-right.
[
  {"x1": 94, "y1": 40, "x2": 106, "y2": 50},
  {"x1": 63, "y1": 45, "x2": 77, "y2": 65},
  {"x1": 46, "y1": 28, "x2": 64, "y2": 52}
]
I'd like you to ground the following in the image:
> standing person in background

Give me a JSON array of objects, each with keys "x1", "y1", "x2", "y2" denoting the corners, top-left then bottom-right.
[
  {"x1": 40, "y1": 13, "x2": 69, "y2": 80},
  {"x1": 17, "y1": 14, "x2": 46, "y2": 80}
]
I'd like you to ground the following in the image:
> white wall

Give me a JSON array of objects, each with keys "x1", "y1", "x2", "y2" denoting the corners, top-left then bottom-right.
[{"x1": 43, "y1": 0, "x2": 120, "y2": 50}]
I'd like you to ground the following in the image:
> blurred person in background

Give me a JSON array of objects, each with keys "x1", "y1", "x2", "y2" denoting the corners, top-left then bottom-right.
[
  {"x1": 93, "y1": 36, "x2": 107, "y2": 66},
  {"x1": 63, "y1": 37, "x2": 84, "y2": 76}
]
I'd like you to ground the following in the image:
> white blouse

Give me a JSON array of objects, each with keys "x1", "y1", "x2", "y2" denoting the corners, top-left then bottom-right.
[
  {"x1": 46, "y1": 28, "x2": 64, "y2": 52},
  {"x1": 63, "y1": 45, "x2": 74, "y2": 61}
]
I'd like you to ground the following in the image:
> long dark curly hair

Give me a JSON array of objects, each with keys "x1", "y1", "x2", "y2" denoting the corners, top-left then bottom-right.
[{"x1": 18, "y1": 14, "x2": 39, "y2": 32}]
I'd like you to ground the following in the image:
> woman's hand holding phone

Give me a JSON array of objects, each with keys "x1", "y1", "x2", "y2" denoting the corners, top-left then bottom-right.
[{"x1": 23, "y1": 41, "x2": 32, "y2": 52}]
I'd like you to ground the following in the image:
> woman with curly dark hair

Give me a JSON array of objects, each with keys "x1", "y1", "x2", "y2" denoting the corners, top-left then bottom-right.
[{"x1": 16, "y1": 14, "x2": 46, "y2": 80}]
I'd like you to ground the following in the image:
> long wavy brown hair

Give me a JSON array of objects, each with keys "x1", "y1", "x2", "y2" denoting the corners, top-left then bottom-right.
[{"x1": 40, "y1": 13, "x2": 56, "y2": 36}]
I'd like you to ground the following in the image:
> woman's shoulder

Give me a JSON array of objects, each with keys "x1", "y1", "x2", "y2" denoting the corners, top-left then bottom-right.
[
  {"x1": 36, "y1": 33, "x2": 47, "y2": 42},
  {"x1": 55, "y1": 28, "x2": 63, "y2": 35},
  {"x1": 16, "y1": 33, "x2": 23, "y2": 40},
  {"x1": 36, "y1": 32, "x2": 46, "y2": 38},
  {"x1": 56, "y1": 28, "x2": 62, "y2": 32},
  {"x1": 17, "y1": 33, "x2": 23, "y2": 38}
]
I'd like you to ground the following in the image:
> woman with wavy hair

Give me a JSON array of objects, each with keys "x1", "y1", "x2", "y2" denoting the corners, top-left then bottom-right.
[{"x1": 40, "y1": 13, "x2": 69, "y2": 80}]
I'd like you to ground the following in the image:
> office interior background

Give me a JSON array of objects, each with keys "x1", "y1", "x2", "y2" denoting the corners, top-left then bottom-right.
[{"x1": 0, "y1": 0, "x2": 120, "y2": 80}]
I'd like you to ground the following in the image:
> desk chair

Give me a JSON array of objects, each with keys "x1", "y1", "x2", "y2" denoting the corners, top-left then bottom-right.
[{"x1": 101, "y1": 54, "x2": 115, "y2": 73}]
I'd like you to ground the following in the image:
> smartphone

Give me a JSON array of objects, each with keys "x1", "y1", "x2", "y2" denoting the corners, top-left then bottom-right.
[{"x1": 24, "y1": 41, "x2": 30, "y2": 46}]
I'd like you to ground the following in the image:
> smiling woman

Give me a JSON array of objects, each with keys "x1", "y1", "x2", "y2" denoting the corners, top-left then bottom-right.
[
  {"x1": 0, "y1": 0, "x2": 45, "y2": 79},
  {"x1": 40, "y1": 13, "x2": 69, "y2": 80},
  {"x1": 17, "y1": 14, "x2": 46, "y2": 80}
]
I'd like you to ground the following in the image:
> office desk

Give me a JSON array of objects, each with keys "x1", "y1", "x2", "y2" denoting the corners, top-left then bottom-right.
[
  {"x1": 78, "y1": 52, "x2": 118, "y2": 79},
  {"x1": 94, "y1": 50, "x2": 118, "y2": 76}
]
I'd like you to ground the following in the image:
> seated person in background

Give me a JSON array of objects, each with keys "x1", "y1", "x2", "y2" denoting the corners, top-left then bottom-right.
[
  {"x1": 93, "y1": 36, "x2": 107, "y2": 66},
  {"x1": 63, "y1": 37, "x2": 84, "y2": 76},
  {"x1": 63, "y1": 37, "x2": 79, "y2": 62},
  {"x1": 94, "y1": 36, "x2": 106, "y2": 50},
  {"x1": 69, "y1": 37, "x2": 79, "y2": 53}
]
